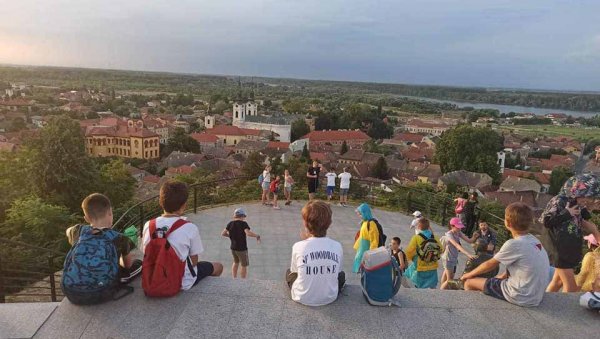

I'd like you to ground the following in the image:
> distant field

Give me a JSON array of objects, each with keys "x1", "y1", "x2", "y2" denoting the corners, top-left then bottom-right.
[{"x1": 496, "y1": 124, "x2": 600, "y2": 139}]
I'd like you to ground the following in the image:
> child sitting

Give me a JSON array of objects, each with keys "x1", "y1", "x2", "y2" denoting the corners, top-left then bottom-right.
[
  {"x1": 221, "y1": 208, "x2": 261, "y2": 279},
  {"x1": 286, "y1": 200, "x2": 344, "y2": 306},
  {"x1": 576, "y1": 234, "x2": 600, "y2": 292},
  {"x1": 462, "y1": 202, "x2": 550, "y2": 307},
  {"x1": 441, "y1": 239, "x2": 498, "y2": 290},
  {"x1": 62, "y1": 193, "x2": 141, "y2": 304},
  {"x1": 390, "y1": 237, "x2": 407, "y2": 272}
]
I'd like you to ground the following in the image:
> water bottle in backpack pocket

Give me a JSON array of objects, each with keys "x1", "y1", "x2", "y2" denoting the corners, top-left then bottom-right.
[
  {"x1": 62, "y1": 226, "x2": 131, "y2": 305},
  {"x1": 360, "y1": 247, "x2": 402, "y2": 306}
]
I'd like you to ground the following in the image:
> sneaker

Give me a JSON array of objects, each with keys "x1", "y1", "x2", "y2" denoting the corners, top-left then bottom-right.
[
  {"x1": 121, "y1": 259, "x2": 142, "y2": 283},
  {"x1": 273, "y1": 206, "x2": 281, "y2": 210}
]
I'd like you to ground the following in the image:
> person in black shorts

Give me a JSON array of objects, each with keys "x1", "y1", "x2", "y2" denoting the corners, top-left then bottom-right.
[
  {"x1": 221, "y1": 208, "x2": 261, "y2": 279},
  {"x1": 544, "y1": 197, "x2": 599, "y2": 292},
  {"x1": 307, "y1": 160, "x2": 322, "y2": 200}
]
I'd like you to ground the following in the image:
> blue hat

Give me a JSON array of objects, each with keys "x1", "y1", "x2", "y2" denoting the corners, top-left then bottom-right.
[{"x1": 234, "y1": 208, "x2": 246, "y2": 217}]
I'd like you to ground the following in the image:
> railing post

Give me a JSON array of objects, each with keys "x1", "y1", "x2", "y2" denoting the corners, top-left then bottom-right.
[
  {"x1": 48, "y1": 256, "x2": 57, "y2": 302},
  {"x1": 0, "y1": 254, "x2": 5, "y2": 303},
  {"x1": 194, "y1": 186, "x2": 198, "y2": 214},
  {"x1": 139, "y1": 205, "x2": 145, "y2": 229}
]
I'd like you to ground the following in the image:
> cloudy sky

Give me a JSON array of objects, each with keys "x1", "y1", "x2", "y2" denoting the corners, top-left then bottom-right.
[{"x1": 1, "y1": 0, "x2": 599, "y2": 91}]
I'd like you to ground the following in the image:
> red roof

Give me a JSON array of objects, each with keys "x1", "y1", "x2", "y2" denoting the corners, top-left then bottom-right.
[
  {"x1": 0, "y1": 99, "x2": 33, "y2": 106},
  {"x1": 0, "y1": 141, "x2": 17, "y2": 152},
  {"x1": 190, "y1": 133, "x2": 219, "y2": 143},
  {"x1": 205, "y1": 125, "x2": 261, "y2": 137},
  {"x1": 300, "y1": 130, "x2": 370, "y2": 142},
  {"x1": 143, "y1": 175, "x2": 160, "y2": 184},
  {"x1": 401, "y1": 147, "x2": 434, "y2": 162},
  {"x1": 310, "y1": 152, "x2": 327, "y2": 161},
  {"x1": 502, "y1": 169, "x2": 550, "y2": 185},
  {"x1": 85, "y1": 125, "x2": 159, "y2": 138},
  {"x1": 393, "y1": 133, "x2": 424, "y2": 143},
  {"x1": 267, "y1": 141, "x2": 290, "y2": 149},
  {"x1": 165, "y1": 165, "x2": 194, "y2": 175}
]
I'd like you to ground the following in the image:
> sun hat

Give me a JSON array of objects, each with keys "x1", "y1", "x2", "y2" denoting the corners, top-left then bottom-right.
[
  {"x1": 584, "y1": 234, "x2": 598, "y2": 247},
  {"x1": 450, "y1": 217, "x2": 465, "y2": 229},
  {"x1": 412, "y1": 211, "x2": 422, "y2": 217},
  {"x1": 234, "y1": 208, "x2": 246, "y2": 217}
]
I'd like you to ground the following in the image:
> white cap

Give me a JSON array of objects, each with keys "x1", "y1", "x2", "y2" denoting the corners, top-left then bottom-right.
[{"x1": 412, "y1": 211, "x2": 422, "y2": 217}]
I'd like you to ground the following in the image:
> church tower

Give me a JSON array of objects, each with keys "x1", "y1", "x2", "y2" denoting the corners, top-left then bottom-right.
[{"x1": 205, "y1": 115, "x2": 215, "y2": 129}]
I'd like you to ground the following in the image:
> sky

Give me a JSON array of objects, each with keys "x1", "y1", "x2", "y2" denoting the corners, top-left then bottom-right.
[{"x1": 1, "y1": 0, "x2": 600, "y2": 91}]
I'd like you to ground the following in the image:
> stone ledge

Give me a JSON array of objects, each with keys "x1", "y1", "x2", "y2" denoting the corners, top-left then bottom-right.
[{"x1": 23, "y1": 277, "x2": 599, "y2": 339}]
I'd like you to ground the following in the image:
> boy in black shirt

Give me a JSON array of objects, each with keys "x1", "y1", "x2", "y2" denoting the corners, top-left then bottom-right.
[
  {"x1": 307, "y1": 160, "x2": 322, "y2": 201},
  {"x1": 221, "y1": 208, "x2": 261, "y2": 279}
]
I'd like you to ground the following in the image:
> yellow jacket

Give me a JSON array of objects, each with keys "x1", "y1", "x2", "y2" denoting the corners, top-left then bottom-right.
[
  {"x1": 576, "y1": 248, "x2": 600, "y2": 292},
  {"x1": 405, "y1": 231, "x2": 443, "y2": 272}
]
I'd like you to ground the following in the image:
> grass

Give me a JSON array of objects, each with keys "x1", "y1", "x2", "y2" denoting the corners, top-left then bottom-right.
[{"x1": 496, "y1": 124, "x2": 600, "y2": 140}]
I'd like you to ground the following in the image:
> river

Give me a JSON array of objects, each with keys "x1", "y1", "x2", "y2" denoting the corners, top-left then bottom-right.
[{"x1": 399, "y1": 95, "x2": 599, "y2": 118}]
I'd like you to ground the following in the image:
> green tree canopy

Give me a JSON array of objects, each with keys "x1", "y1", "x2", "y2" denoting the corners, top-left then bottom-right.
[
  {"x1": 371, "y1": 157, "x2": 389, "y2": 179},
  {"x1": 433, "y1": 125, "x2": 503, "y2": 183},
  {"x1": 549, "y1": 167, "x2": 574, "y2": 195},
  {"x1": 340, "y1": 140, "x2": 349, "y2": 155},
  {"x1": 163, "y1": 128, "x2": 200, "y2": 155},
  {"x1": 98, "y1": 159, "x2": 136, "y2": 209},
  {"x1": 291, "y1": 119, "x2": 311, "y2": 142},
  {"x1": 242, "y1": 152, "x2": 266, "y2": 178}
]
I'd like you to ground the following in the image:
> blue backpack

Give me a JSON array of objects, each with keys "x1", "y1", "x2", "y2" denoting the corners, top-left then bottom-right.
[
  {"x1": 62, "y1": 226, "x2": 131, "y2": 305},
  {"x1": 360, "y1": 247, "x2": 402, "y2": 306},
  {"x1": 258, "y1": 173, "x2": 264, "y2": 184}
]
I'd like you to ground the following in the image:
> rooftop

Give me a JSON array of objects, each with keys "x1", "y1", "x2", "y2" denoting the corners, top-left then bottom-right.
[{"x1": 300, "y1": 129, "x2": 370, "y2": 142}]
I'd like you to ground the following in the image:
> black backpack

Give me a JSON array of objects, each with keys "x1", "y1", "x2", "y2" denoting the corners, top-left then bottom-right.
[{"x1": 367, "y1": 219, "x2": 387, "y2": 247}]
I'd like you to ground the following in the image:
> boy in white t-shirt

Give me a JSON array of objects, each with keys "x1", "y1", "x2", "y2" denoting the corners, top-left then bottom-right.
[
  {"x1": 325, "y1": 169, "x2": 337, "y2": 201},
  {"x1": 286, "y1": 200, "x2": 344, "y2": 306},
  {"x1": 462, "y1": 202, "x2": 550, "y2": 307},
  {"x1": 337, "y1": 167, "x2": 352, "y2": 207},
  {"x1": 142, "y1": 181, "x2": 223, "y2": 290}
]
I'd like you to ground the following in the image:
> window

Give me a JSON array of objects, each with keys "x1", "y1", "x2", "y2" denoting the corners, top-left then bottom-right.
[
  {"x1": 145, "y1": 151, "x2": 148, "y2": 158},
  {"x1": 144, "y1": 140, "x2": 148, "y2": 148},
  {"x1": 134, "y1": 140, "x2": 139, "y2": 147}
]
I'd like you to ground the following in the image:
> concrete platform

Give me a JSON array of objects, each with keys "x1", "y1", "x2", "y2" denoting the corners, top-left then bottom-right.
[
  {"x1": 189, "y1": 201, "x2": 464, "y2": 283},
  {"x1": 0, "y1": 303, "x2": 59, "y2": 339},
  {"x1": 19, "y1": 278, "x2": 599, "y2": 339}
]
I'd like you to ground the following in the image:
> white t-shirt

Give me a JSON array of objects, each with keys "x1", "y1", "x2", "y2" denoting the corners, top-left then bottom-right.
[
  {"x1": 142, "y1": 216, "x2": 204, "y2": 290},
  {"x1": 262, "y1": 170, "x2": 271, "y2": 183},
  {"x1": 290, "y1": 237, "x2": 343, "y2": 306},
  {"x1": 325, "y1": 172, "x2": 337, "y2": 187},
  {"x1": 338, "y1": 172, "x2": 352, "y2": 189},
  {"x1": 411, "y1": 217, "x2": 420, "y2": 235},
  {"x1": 493, "y1": 234, "x2": 549, "y2": 307}
]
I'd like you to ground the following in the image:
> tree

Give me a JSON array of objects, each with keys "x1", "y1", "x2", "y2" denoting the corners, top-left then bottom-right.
[
  {"x1": 10, "y1": 117, "x2": 26, "y2": 131},
  {"x1": 4, "y1": 196, "x2": 75, "y2": 250},
  {"x1": 163, "y1": 128, "x2": 200, "y2": 155},
  {"x1": 291, "y1": 119, "x2": 310, "y2": 142},
  {"x1": 340, "y1": 141, "x2": 349, "y2": 155},
  {"x1": 98, "y1": 159, "x2": 136, "y2": 208},
  {"x1": 242, "y1": 152, "x2": 266, "y2": 178},
  {"x1": 371, "y1": 157, "x2": 389, "y2": 179},
  {"x1": 26, "y1": 116, "x2": 100, "y2": 211},
  {"x1": 549, "y1": 167, "x2": 574, "y2": 195},
  {"x1": 301, "y1": 143, "x2": 310, "y2": 161},
  {"x1": 433, "y1": 125, "x2": 503, "y2": 183}
]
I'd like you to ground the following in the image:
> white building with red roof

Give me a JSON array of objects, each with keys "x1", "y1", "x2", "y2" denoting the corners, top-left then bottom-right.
[{"x1": 296, "y1": 129, "x2": 371, "y2": 152}]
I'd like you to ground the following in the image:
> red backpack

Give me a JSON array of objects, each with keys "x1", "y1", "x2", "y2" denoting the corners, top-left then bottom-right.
[{"x1": 142, "y1": 219, "x2": 190, "y2": 297}]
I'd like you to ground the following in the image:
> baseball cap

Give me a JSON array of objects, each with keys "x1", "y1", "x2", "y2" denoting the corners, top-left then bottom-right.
[
  {"x1": 412, "y1": 211, "x2": 422, "y2": 217},
  {"x1": 584, "y1": 234, "x2": 598, "y2": 247},
  {"x1": 450, "y1": 217, "x2": 465, "y2": 229},
  {"x1": 234, "y1": 208, "x2": 246, "y2": 217}
]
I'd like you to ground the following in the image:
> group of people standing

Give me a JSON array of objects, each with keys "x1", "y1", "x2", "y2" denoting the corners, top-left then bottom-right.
[{"x1": 259, "y1": 160, "x2": 353, "y2": 208}]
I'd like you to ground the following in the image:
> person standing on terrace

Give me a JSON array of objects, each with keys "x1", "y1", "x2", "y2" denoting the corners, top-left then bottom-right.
[
  {"x1": 261, "y1": 165, "x2": 272, "y2": 206},
  {"x1": 307, "y1": 160, "x2": 322, "y2": 201},
  {"x1": 338, "y1": 167, "x2": 352, "y2": 207},
  {"x1": 284, "y1": 169, "x2": 294, "y2": 206}
]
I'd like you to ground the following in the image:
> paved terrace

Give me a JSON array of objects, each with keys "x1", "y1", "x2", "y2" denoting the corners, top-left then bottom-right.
[{"x1": 1, "y1": 202, "x2": 599, "y2": 338}]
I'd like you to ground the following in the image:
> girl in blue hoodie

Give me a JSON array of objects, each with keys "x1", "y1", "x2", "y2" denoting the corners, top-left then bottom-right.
[{"x1": 353, "y1": 203, "x2": 380, "y2": 273}]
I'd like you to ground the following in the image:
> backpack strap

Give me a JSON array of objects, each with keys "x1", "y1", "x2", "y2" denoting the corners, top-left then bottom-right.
[
  {"x1": 166, "y1": 219, "x2": 189, "y2": 237},
  {"x1": 149, "y1": 219, "x2": 157, "y2": 238}
]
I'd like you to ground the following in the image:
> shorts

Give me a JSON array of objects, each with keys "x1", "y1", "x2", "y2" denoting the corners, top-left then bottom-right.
[
  {"x1": 271, "y1": 188, "x2": 279, "y2": 195},
  {"x1": 285, "y1": 186, "x2": 292, "y2": 193},
  {"x1": 443, "y1": 260, "x2": 457, "y2": 273},
  {"x1": 483, "y1": 277, "x2": 506, "y2": 301},
  {"x1": 340, "y1": 188, "x2": 349, "y2": 196},
  {"x1": 308, "y1": 181, "x2": 318, "y2": 194},
  {"x1": 262, "y1": 181, "x2": 270, "y2": 191},
  {"x1": 326, "y1": 186, "x2": 335, "y2": 195},
  {"x1": 192, "y1": 262, "x2": 215, "y2": 286},
  {"x1": 231, "y1": 250, "x2": 249, "y2": 267},
  {"x1": 551, "y1": 236, "x2": 583, "y2": 269}
]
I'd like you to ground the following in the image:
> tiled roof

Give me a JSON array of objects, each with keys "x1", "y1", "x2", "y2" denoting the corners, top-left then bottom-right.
[
  {"x1": 484, "y1": 190, "x2": 552, "y2": 210},
  {"x1": 339, "y1": 149, "x2": 365, "y2": 161},
  {"x1": 400, "y1": 147, "x2": 434, "y2": 162},
  {"x1": 143, "y1": 175, "x2": 161, "y2": 184},
  {"x1": 205, "y1": 125, "x2": 262, "y2": 136},
  {"x1": 235, "y1": 140, "x2": 268, "y2": 151},
  {"x1": 0, "y1": 99, "x2": 33, "y2": 106},
  {"x1": 500, "y1": 176, "x2": 542, "y2": 192},
  {"x1": 85, "y1": 125, "x2": 159, "y2": 138},
  {"x1": 300, "y1": 130, "x2": 370, "y2": 142},
  {"x1": 393, "y1": 133, "x2": 424, "y2": 143},
  {"x1": 266, "y1": 141, "x2": 290, "y2": 150},
  {"x1": 0, "y1": 141, "x2": 17, "y2": 152},
  {"x1": 190, "y1": 133, "x2": 219, "y2": 143},
  {"x1": 502, "y1": 169, "x2": 550, "y2": 185},
  {"x1": 439, "y1": 170, "x2": 493, "y2": 188},
  {"x1": 165, "y1": 165, "x2": 195, "y2": 175}
]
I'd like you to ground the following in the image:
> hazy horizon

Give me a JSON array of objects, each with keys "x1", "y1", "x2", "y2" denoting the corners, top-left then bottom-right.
[{"x1": 2, "y1": 1, "x2": 600, "y2": 92}]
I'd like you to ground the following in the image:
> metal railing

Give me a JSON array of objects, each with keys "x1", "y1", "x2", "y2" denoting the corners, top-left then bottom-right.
[{"x1": 0, "y1": 175, "x2": 507, "y2": 303}]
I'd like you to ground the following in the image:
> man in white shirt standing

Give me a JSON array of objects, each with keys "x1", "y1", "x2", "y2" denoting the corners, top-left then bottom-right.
[
  {"x1": 337, "y1": 167, "x2": 352, "y2": 207},
  {"x1": 325, "y1": 169, "x2": 337, "y2": 201},
  {"x1": 286, "y1": 200, "x2": 344, "y2": 306},
  {"x1": 142, "y1": 181, "x2": 223, "y2": 290}
]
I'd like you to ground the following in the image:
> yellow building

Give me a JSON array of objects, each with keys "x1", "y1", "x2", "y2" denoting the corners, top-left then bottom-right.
[{"x1": 85, "y1": 120, "x2": 160, "y2": 160}]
